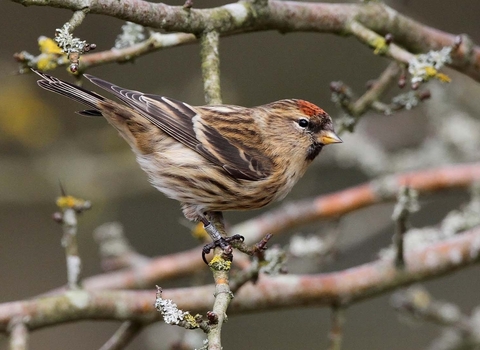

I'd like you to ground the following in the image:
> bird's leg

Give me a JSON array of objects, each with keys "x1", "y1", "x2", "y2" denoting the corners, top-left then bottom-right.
[{"x1": 200, "y1": 212, "x2": 244, "y2": 264}]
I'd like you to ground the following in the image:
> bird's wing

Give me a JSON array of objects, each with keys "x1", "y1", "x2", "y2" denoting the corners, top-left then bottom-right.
[{"x1": 85, "y1": 75, "x2": 272, "y2": 181}]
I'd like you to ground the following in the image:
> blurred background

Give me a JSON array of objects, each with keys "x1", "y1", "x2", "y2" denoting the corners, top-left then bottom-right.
[{"x1": 1, "y1": 0, "x2": 480, "y2": 349}]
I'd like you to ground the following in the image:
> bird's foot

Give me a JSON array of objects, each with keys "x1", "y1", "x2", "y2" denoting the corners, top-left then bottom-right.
[{"x1": 202, "y1": 234, "x2": 245, "y2": 264}]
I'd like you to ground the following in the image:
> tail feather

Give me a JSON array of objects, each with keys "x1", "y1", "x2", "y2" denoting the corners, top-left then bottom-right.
[
  {"x1": 83, "y1": 74, "x2": 143, "y2": 110},
  {"x1": 76, "y1": 109, "x2": 103, "y2": 117},
  {"x1": 33, "y1": 69, "x2": 105, "y2": 112},
  {"x1": 33, "y1": 69, "x2": 157, "y2": 153}
]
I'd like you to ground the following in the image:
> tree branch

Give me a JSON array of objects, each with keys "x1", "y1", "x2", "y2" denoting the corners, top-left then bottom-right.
[
  {"x1": 232, "y1": 162, "x2": 480, "y2": 244},
  {"x1": 2, "y1": 224, "x2": 480, "y2": 332},
  {"x1": 98, "y1": 321, "x2": 143, "y2": 350},
  {"x1": 8, "y1": 316, "x2": 28, "y2": 350},
  {"x1": 200, "y1": 31, "x2": 222, "y2": 105},
  {"x1": 35, "y1": 163, "x2": 480, "y2": 294},
  {"x1": 11, "y1": 0, "x2": 480, "y2": 82}
]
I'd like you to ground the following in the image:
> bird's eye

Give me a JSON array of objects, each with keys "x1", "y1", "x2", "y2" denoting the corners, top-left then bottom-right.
[{"x1": 298, "y1": 118, "x2": 309, "y2": 128}]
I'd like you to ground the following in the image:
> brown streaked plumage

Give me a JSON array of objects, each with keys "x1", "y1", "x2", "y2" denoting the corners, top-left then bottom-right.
[{"x1": 33, "y1": 69, "x2": 342, "y2": 261}]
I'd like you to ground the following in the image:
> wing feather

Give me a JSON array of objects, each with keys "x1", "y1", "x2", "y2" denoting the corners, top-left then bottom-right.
[{"x1": 84, "y1": 75, "x2": 272, "y2": 181}]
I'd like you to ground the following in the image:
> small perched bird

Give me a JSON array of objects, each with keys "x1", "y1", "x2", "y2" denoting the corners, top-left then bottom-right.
[{"x1": 34, "y1": 69, "x2": 342, "y2": 262}]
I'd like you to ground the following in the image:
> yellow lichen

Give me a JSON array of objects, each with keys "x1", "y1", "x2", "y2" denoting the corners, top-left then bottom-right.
[
  {"x1": 372, "y1": 37, "x2": 388, "y2": 55},
  {"x1": 38, "y1": 36, "x2": 63, "y2": 55},
  {"x1": 435, "y1": 72, "x2": 451, "y2": 83},
  {"x1": 423, "y1": 66, "x2": 451, "y2": 83},
  {"x1": 36, "y1": 36, "x2": 66, "y2": 71},
  {"x1": 424, "y1": 66, "x2": 438, "y2": 78},
  {"x1": 56, "y1": 195, "x2": 82, "y2": 209},
  {"x1": 209, "y1": 255, "x2": 231, "y2": 271},
  {"x1": 183, "y1": 313, "x2": 199, "y2": 328},
  {"x1": 36, "y1": 55, "x2": 58, "y2": 71}
]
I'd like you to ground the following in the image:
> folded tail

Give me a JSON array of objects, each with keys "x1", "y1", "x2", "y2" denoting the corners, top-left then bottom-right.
[{"x1": 33, "y1": 69, "x2": 104, "y2": 117}]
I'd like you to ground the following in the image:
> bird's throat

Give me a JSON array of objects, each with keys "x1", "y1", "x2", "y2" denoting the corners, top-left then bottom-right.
[{"x1": 306, "y1": 143, "x2": 323, "y2": 161}]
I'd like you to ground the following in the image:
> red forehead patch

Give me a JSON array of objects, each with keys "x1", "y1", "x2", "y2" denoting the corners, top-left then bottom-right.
[{"x1": 296, "y1": 100, "x2": 323, "y2": 117}]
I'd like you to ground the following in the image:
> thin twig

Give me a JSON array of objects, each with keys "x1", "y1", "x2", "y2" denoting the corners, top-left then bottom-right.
[
  {"x1": 2, "y1": 224, "x2": 480, "y2": 332},
  {"x1": 328, "y1": 306, "x2": 345, "y2": 350},
  {"x1": 352, "y1": 63, "x2": 401, "y2": 115},
  {"x1": 8, "y1": 316, "x2": 28, "y2": 350},
  {"x1": 232, "y1": 163, "x2": 480, "y2": 244},
  {"x1": 98, "y1": 321, "x2": 143, "y2": 350},
  {"x1": 393, "y1": 217, "x2": 407, "y2": 268},
  {"x1": 93, "y1": 222, "x2": 150, "y2": 271},
  {"x1": 333, "y1": 62, "x2": 401, "y2": 133},
  {"x1": 392, "y1": 286, "x2": 480, "y2": 350},
  {"x1": 206, "y1": 212, "x2": 233, "y2": 350},
  {"x1": 11, "y1": 1, "x2": 480, "y2": 81},
  {"x1": 391, "y1": 187, "x2": 419, "y2": 268},
  {"x1": 61, "y1": 207, "x2": 81, "y2": 289},
  {"x1": 38, "y1": 163, "x2": 480, "y2": 293},
  {"x1": 347, "y1": 20, "x2": 415, "y2": 63},
  {"x1": 81, "y1": 32, "x2": 196, "y2": 69},
  {"x1": 392, "y1": 286, "x2": 471, "y2": 332},
  {"x1": 54, "y1": 189, "x2": 91, "y2": 289},
  {"x1": 66, "y1": 9, "x2": 89, "y2": 31},
  {"x1": 200, "y1": 31, "x2": 222, "y2": 105}
]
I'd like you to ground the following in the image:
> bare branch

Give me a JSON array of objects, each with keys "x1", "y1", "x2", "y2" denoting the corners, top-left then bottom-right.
[
  {"x1": 328, "y1": 306, "x2": 345, "y2": 350},
  {"x1": 35, "y1": 163, "x2": 480, "y2": 294},
  {"x1": 392, "y1": 187, "x2": 419, "y2": 268},
  {"x1": 232, "y1": 163, "x2": 480, "y2": 244},
  {"x1": 206, "y1": 213, "x2": 233, "y2": 350},
  {"x1": 11, "y1": 1, "x2": 480, "y2": 81},
  {"x1": 98, "y1": 321, "x2": 143, "y2": 350},
  {"x1": 81, "y1": 32, "x2": 195, "y2": 69},
  {"x1": 200, "y1": 31, "x2": 222, "y2": 105},
  {"x1": 2, "y1": 224, "x2": 480, "y2": 332},
  {"x1": 333, "y1": 62, "x2": 401, "y2": 133},
  {"x1": 8, "y1": 316, "x2": 28, "y2": 350},
  {"x1": 54, "y1": 193, "x2": 91, "y2": 289},
  {"x1": 347, "y1": 21, "x2": 414, "y2": 63},
  {"x1": 93, "y1": 222, "x2": 150, "y2": 272}
]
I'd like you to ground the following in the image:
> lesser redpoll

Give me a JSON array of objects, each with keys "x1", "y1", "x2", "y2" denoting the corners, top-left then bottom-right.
[{"x1": 34, "y1": 70, "x2": 342, "y2": 262}]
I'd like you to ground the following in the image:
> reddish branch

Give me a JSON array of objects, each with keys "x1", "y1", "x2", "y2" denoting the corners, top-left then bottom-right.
[
  {"x1": 45, "y1": 162, "x2": 480, "y2": 292},
  {"x1": 233, "y1": 162, "x2": 480, "y2": 243},
  {"x1": 1, "y1": 223, "x2": 480, "y2": 332},
  {"x1": 83, "y1": 247, "x2": 205, "y2": 290},
  {"x1": 12, "y1": 0, "x2": 480, "y2": 82}
]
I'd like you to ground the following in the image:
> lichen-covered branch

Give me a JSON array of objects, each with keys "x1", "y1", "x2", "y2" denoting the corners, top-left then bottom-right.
[
  {"x1": 54, "y1": 194, "x2": 91, "y2": 289},
  {"x1": 8, "y1": 316, "x2": 28, "y2": 350},
  {"x1": 80, "y1": 32, "x2": 195, "y2": 69},
  {"x1": 93, "y1": 222, "x2": 150, "y2": 271},
  {"x1": 206, "y1": 212, "x2": 233, "y2": 350},
  {"x1": 232, "y1": 162, "x2": 480, "y2": 244},
  {"x1": 200, "y1": 31, "x2": 222, "y2": 105},
  {"x1": 38, "y1": 163, "x2": 480, "y2": 293},
  {"x1": 11, "y1": 0, "x2": 480, "y2": 82},
  {"x1": 333, "y1": 62, "x2": 402, "y2": 133},
  {"x1": 2, "y1": 224, "x2": 480, "y2": 332},
  {"x1": 346, "y1": 20, "x2": 414, "y2": 63},
  {"x1": 391, "y1": 187, "x2": 419, "y2": 268}
]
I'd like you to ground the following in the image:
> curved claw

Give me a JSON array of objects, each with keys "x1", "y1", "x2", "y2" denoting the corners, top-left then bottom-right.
[
  {"x1": 229, "y1": 234, "x2": 245, "y2": 242},
  {"x1": 202, "y1": 251, "x2": 209, "y2": 265},
  {"x1": 201, "y1": 235, "x2": 245, "y2": 264},
  {"x1": 202, "y1": 244, "x2": 213, "y2": 264}
]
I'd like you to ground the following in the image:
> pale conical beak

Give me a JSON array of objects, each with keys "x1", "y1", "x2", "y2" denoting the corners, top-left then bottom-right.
[{"x1": 318, "y1": 130, "x2": 342, "y2": 145}]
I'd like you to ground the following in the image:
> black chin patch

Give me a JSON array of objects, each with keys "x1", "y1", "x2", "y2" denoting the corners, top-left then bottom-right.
[{"x1": 306, "y1": 143, "x2": 323, "y2": 161}]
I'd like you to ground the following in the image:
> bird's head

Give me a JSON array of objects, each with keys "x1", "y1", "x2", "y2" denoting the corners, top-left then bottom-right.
[{"x1": 261, "y1": 99, "x2": 342, "y2": 162}]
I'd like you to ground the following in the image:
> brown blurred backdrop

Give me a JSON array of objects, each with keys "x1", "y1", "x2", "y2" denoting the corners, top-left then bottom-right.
[{"x1": 1, "y1": 0, "x2": 480, "y2": 349}]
